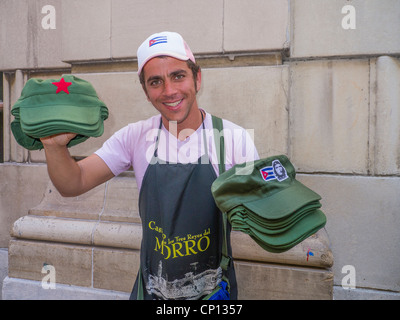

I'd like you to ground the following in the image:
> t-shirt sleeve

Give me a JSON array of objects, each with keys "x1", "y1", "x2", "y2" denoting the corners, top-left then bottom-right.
[{"x1": 95, "y1": 125, "x2": 133, "y2": 176}]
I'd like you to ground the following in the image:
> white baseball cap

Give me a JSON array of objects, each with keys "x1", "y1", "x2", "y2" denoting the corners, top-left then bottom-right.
[{"x1": 137, "y1": 31, "x2": 196, "y2": 75}]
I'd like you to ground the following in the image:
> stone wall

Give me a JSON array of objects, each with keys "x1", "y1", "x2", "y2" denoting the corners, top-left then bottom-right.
[
  {"x1": 1, "y1": 0, "x2": 399, "y2": 299},
  {"x1": 3, "y1": 175, "x2": 333, "y2": 300}
]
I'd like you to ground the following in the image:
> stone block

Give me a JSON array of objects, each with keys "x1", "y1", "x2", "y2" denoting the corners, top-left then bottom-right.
[
  {"x1": 0, "y1": 0, "x2": 68, "y2": 70},
  {"x1": 111, "y1": 0, "x2": 224, "y2": 60},
  {"x1": 61, "y1": 0, "x2": 111, "y2": 62},
  {"x1": 291, "y1": 0, "x2": 400, "y2": 58},
  {"x1": 8, "y1": 240, "x2": 92, "y2": 287},
  {"x1": 235, "y1": 260, "x2": 333, "y2": 300},
  {"x1": 0, "y1": 163, "x2": 49, "y2": 247},
  {"x1": 289, "y1": 59, "x2": 370, "y2": 173},
  {"x1": 28, "y1": 180, "x2": 106, "y2": 220},
  {"x1": 0, "y1": 249, "x2": 8, "y2": 300},
  {"x1": 0, "y1": 1, "x2": 29, "y2": 70},
  {"x1": 372, "y1": 56, "x2": 400, "y2": 175},
  {"x1": 102, "y1": 172, "x2": 141, "y2": 223},
  {"x1": 198, "y1": 65, "x2": 289, "y2": 159},
  {"x1": 34, "y1": 0, "x2": 67, "y2": 68},
  {"x1": 297, "y1": 174, "x2": 400, "y2": 293},
  {"x1": 232, "y1": 229, "x2": 333, "y2": 269},
  {"x1": 224, "y1": 0, "x2": 289, "y2": 52},
  {"x1": 93, "y1": 247, "x2": 139, "y2": 292}
]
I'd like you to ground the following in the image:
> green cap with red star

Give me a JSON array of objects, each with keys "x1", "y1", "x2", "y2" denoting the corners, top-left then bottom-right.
[{"x1": 11, "y1": 75, "x2": 108, "y2": 150}]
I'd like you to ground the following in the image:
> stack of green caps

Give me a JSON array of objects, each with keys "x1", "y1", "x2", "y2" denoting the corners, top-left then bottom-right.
[
  {"x1": 211, "y1": 155, "x2": 326, "y2": 253},
  {"x1": 11, "y1": 75, "x2": 108, "y2": 150}
]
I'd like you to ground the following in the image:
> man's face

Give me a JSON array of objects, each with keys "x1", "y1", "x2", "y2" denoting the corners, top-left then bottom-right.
[
  {"x1": 275, "y1": 163, "x2": 283, "y2": 175},
  {"x1": 142, "y1": 56, "x2": 201, "y2": 131}
]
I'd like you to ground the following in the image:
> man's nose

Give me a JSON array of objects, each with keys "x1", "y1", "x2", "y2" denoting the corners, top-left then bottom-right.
[{"x1": 163, "y1": 79, "x2": 178, "y2": 96}]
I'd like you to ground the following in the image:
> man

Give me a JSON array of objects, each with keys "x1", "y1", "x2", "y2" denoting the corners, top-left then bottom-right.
[{"x1": 40, "y1": 31, "x2": 259, "y2": 300}]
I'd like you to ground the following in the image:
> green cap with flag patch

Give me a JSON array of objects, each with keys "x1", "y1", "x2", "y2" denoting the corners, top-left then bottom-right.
[{"x1": 211, "y1": 155, "x2": 327, "y2": 253}]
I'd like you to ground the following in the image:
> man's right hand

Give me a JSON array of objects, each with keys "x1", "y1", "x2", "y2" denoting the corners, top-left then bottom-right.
[{"x1": 40, "y1": 132, "x2": 77, "y2": 148}]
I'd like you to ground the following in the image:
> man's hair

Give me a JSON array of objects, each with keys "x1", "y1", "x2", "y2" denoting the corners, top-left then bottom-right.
[{"x1": 139, "y1": 57, "x2": 201, "y2": 92}]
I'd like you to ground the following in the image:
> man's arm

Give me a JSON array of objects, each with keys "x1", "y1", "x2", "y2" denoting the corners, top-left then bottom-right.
[{"x1": 41, "y1": 133, "x2": 114, "y2": 197}]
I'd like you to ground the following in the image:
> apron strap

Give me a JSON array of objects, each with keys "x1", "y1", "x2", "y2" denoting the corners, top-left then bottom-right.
[
  {"x1": 137, "y1": 267, "x2": 144, "y2": 300},
  {"x1": 211, "y1": 115, "x2": 225, "y2": 176},
  {"x1": 211, "y1": 115, "x2": 230, "y2": 272}
]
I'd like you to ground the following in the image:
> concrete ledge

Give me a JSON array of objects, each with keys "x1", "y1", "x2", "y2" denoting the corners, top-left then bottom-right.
[
  {"x1": 11, "y1": 215, "x2": 142, "y2": 250},
  {"x1": 3, "y1": 260, "x2": 333, "y2": 300},
  {"x1": 333, "y1": 286, "x2": 400, "y2": 300},
  {"x1": 0, "y1": 249, "x2": 8, "y2": 300},
  {"x1": 2, "y1": 277, "x2": 129, "y2": 300}
]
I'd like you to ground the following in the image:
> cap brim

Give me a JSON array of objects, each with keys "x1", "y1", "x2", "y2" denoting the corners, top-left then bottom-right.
[
  {"x1": 230, "y1": 205, "x2": 321, "y2": 235},
  {"x1": 249, "y1": 209, "x2": 327, "y2": 252},
  {"x1": 11, "y1": 120, "x2": 43, "y2": 150},
  {"x1": 20, "y1": 105, "x2": 106, "y2": 126},
  {"x1": 11, "y1": 119, "x2": 89, "y2": 150},
  {"x1": 18, "y1": 105, "x2": 106, "y2": 138},
  {"x1": 138, "y1": 52, "x2": 190, "y2": 75},
  {"x1": 242, "y1": 179, "x2": 322, "y2": 220}
]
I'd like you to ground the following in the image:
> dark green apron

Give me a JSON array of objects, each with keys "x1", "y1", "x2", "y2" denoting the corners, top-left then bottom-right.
[{"x1": 130, "y1": 114, "x2": 236, "y2": 300}]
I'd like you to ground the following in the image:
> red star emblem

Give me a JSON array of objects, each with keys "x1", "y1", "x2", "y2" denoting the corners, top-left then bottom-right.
[{"x1": 52, "y1": 78, "x2": 72, "y2": 94}]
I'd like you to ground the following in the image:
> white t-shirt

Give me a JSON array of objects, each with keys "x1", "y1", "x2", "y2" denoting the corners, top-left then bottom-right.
[{"x1": 95, "y1": 110, "x2": 259, "y2": 191}]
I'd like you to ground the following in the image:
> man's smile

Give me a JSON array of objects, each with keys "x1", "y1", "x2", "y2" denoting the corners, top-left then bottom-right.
[{"x1": 163, "y1": 99, "x2": 183, "y2": 110}]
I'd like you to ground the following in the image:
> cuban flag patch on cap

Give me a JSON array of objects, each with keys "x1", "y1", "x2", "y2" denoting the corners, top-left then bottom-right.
[
  {"x1": 149, "y1": 36, "x2": 167, "y2": 47},
  {"x1": 260, "y1": 166, "x2": 276, "y2": 181},
  {"x1": 260, "y1": 159, "x2": 289, "y2": 182}
]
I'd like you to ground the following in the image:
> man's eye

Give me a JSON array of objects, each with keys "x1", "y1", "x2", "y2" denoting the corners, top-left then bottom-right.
[
  {"x1": 150, "y1": 79, "x2": 162, "y2": 86},
  {"x1": 174, "y1": 74, "x2": 185, "y2": 80}
]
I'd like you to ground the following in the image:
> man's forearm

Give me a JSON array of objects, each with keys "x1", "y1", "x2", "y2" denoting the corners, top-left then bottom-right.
[{"x1": 43, "y1": 145, "x2": 85, "y2": 197}]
